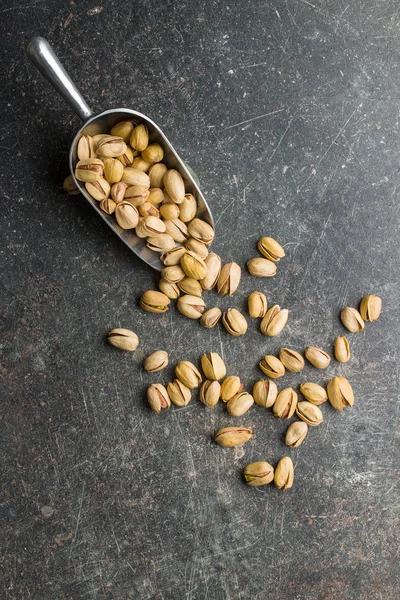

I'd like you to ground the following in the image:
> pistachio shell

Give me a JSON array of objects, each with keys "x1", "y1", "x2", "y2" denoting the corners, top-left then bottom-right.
[
  {"x1": 327, "y1": 377, "x2": 354, "y2": 410},
  {"x1": 253, "y1": 380, "x2": 278, "y2": 408},
  {"x1": 359, "y1": 294, "x2": 382, "y2": 322},
  {"x1": 214, "y1": 427, "x2": 252, "y2": 447},
  {"x1": 334, "y1": 336, "x2": 351, "y2": 363},
  {"x1": 243, "y1": 461, "x2": 274, "y2": 486},
  {"x1": 257, "y1": 237, "x2": 285, "y2": 262},
  {"x1": 107, "y1": 328, "x2": 139, "y2": 352},
  {"x1": 222, "y1": 308, "x2": 248, "y2": 336},
  {"x1": 175, "y1": 361, "x2": 202, "y2": 389},
  {"x1": 200, "y1": 307, "x2": 222, "y2": 329},
  {"x1": 227, "y1": 392, "x2": 254, "y2": 416},
  {"x1": 304, "y1": 346, "x2": 331, "y2": 369},
  {"x1": 167, "y1": 379, "x2": 191, "y2": 406},
  {"x1": 299, "y1": 382, "x2": 328, "y2": 405},
  {"x1": 143, "y1": 350, "x2": 168, "y2": 372},
  {"x1": 340, "y1": 307, "x2": 364, "y2": 333},
  {"x1": 260, "y1": 305, "x2": 288, "y2": 336},
  {"x1": 296, "y1": 401, "x2": 323, "y2": 426},
  {"x1": 200, "y1": 380, "x2": 221, "y2": 407},
  {"x1": 248, "y1": 291, "x2": 267, "y2": 318},
  {"x1": 259, "y1": 355, "x2": 285, "y2": 379},
  {"x1": 274, "y1": 457, "x2": 294, "y2": 490},
  {"x1": 247, "y1": 257, "x2": 277, "y2": 277},
  {"x1": 279, "y1": 348, "x2": 305, "y2": 373},
  {"x1": 221, "y1": 376, "x2": 242, "y2": 402},
  {"x1": 285, "y1": 422, "x2": 308, "y2": 448},
  {"x1": 201, "y1": 352, "x2": 226, "y2": 380},
  {"x1": 273, "y1": 388, "x2": 298, "y2": 419},
  {"x1": 177, "y1": 294, "x2": 206, "y2": 319},
  {"x1": 217, "y1": 262, "x2": 241, "y2": 295}
]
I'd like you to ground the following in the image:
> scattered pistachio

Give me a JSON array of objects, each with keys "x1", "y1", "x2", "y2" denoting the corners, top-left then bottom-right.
[
  {"x1": 180, "y1": 251, "x2": 208, "y2": 280},
  {"x1": 177, "y1": 294, "x2": 206, "y2": 319},
  {"x1": 107, "y1": 328, "x2": 139, "y2": 351},
  {"x1": 215, "y1": 427, "x2": 252, "y2": 447},
  {"x1": 217, "y1": 262, "x2": 241, "y2": 295},
  {"x1": 259, "y1": 355, "x2": 285, "y2": 379},
  {"x1": 187, "y1": 218, "x2": 215, "y2": 245},
  {"x1": 285, "y1": 422, "x2": 308, "y2": 448},
  {"x1": 253, "y1": 380, "x2": 278, "y2": 408},
  {"x1": 175, "y1": 361, "x2": 202, "y2": 388},
  {"x1": 257, "y1": 237, "x2": 285, "y2": 262},
  {"x1": 143, "y1": 350, "x2": 168, "y2": 372},
  {"x1": 296, "y1": 401, "x2": 323, "y2": 426},
  {"x1": 274, "y1": 457, "x2": 294, "y2": 490},
  {"x1": 334, "y1": 336, "x2": 351, "y2": 363},
  {"x1": 227, "y1": 392, "x2": 254, "y2": 416},
  {"x1": 178, "y1": 277, "x2": 203, "y2": 297},
  {"x1": 200, "y1": 380, "x2": 221, "y2": 407},
  {"x1": 340, "y1": 306, "x2": 364, "y2": 333},
  {"x1": 201, "y1": 253, "x2": 222, "y2": 290},
  {"x1": 305, "y1": 346, "x2": 331, "y2": 369},
  {"x1": 273, "y1": 388, "x2": 298, "y2": 419},
  {"x1": 221, "y1": 376, "x2": 243, "y2": 402},
  {"x1": 299, "y1": 382, "x2": 327, "y2": 406},
  {"x1": 243, "y1": 461, "x2": 274, "y2": 486},
  {"x1": 327, "y1": 377, "x2": 354, "y2": 410},
  {"x1": 185, "y1": 238, "x2": 209, "y2": 260},
  {"x1": 147, "y1": 383, "x2": 170, "y2": 414},
  {"x1": 260, "y1": 305, "x2": 288, "y2": 336},
  {"x1": 247, "y1": 257, "x2": 277, "y2": 277},
  {"x1": 279, "y1": 348, "x2": 305, "y2": 373},
  {"x1": 161, "y1": 265, "x2": 185, "y2": 284},
  {"x1": 158, "y1": 279, "x2": 180, "y2": 299},
  {"x1": 200, "y1": 307, "x2": 222, "y2": 329},
  {"x1": 222, "y1": 308, "x2": 248, "y2": 336},
  {"x1": 140, "y1": 290, "x2": 170, "y2": 313},
  {"x1": 167, "y1": 379, "x2": 191, "y2": 407},
  {"x1": 248, "y1": 291, "x2": 267, "y2": 318},
  {"x1": 201, "y1": 352, "x2": 226, "y2": 380},
  {"x1": 359, "y1": 294, "x2": 382, "y2": 322}
]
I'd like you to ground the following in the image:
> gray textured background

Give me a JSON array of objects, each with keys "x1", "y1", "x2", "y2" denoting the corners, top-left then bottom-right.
[{"x1": 1, "y1": 1, "x2": 400, "y2": 599}]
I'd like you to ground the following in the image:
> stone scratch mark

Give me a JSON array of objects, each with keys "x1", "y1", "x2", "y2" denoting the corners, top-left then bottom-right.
[
  {"x1": 222, "y1": 108, "x2": 285, "y2": 130},
  {"x1": 268, "y1": 118, "x2": 293, "y2": 163},
  {"x1": 317, "y1": 108, "x2": 358, "y2": 167},
  {"x1": 69, "y1": 482, "x2": 85, "y2": 558},
  {"x1": 296, "y1": 212, "x2": 332, "y2": 295},
  {"x1": 80, "y1": 387, "x2": 90, "y2": 424}
]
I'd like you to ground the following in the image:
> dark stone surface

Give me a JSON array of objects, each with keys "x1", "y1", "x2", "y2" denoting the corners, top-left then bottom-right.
[{"x1": 1, "y1": 1, "x2": 399, "y2": 598}]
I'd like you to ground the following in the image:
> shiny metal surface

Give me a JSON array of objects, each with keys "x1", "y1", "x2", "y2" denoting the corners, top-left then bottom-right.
[{"x1": 26, "y1": 37, "x2": 213, "y2": 271}]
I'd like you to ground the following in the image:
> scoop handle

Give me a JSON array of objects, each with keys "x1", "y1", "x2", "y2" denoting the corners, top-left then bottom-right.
[{"x1": 26, "y1": 37, "x2": 93, "y2": 121}]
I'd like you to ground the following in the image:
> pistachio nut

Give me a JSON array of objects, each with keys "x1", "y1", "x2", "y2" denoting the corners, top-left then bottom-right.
[
  {"x1": 305, "y1": 346, "x2": 331, "y2": 369},
  {"x1": 122, "y1": 167, "x2": 150, "y2": 188},
  {"x1": 178, "y1": 277, "x2": 202, "y2": 297},
  {"x1": 138, "y1": 202, "x2": 160, "y2": 218},
  {"x1": 340, "y1": 306, "x2": 364, "y2": 333},
  {"x1": 221, "y1": 376, "x2": 243, "y2": 402},
  {"x1": 92, "y1": 134, "x2": 108, "y2": 145},
  {"x1": 227, "y1": 392, "x2": 254, "y2": 416},
  {"x1": 247, "y1": 257, "x2": 277, "y2": 277},
  {"x1": 177, "y1": 294, "x2": 206, "y2": 319},
  {"x1": 103, "y1": 157, "x2": 124, "y2": 183},
  {"x1": 100, "y1": 197, "x2": 116, "y2": 215},
  {"x1": 146, "y1": 234, "x2": 175, "y2": 252},
  {"x1": 200, "y1": 380, "x2": 221, "y2": 407},
  {"x1": 77, "y1": 134, "x2": 96, "y2": 160},
  {"x1": 259, "y1": 355, "x2": 285, "y2": 379},
  {"x1": 299, "y1": 382, "x2": 327, "y2": 405},
  {"x1": 130, "y1": 123, "x2": 149, "y2": 151},
  {"x1": 141, "y1": 215, "x2": 166, "y2": 236},
  {"x1": 158, "y1": 279, "x2": 180, "y2": 300},
  {"x1": 148, "y1": 163, "x2": 167, "y2": 188},
  {"x1": 175, "y1": 361, "x2": 202, "y2": 389},
  {"x1": 180, "y1": 251, "x2": 207, "y2": 280},
  {"x1": 359, "y1": 294, "x2": 382, "y2": 322},
  {"x1": 75, "y1": 158, "x2": 104, "y2": 183},
  {"x1": 296, "y1": 401, "x2": 323, "y2": 426},
  {"x1": 257, "y1": 237, "x2": 285, "y2": 262},
  {"x1": 201, "y1": 352, "x2": 226, "y2": 381},
  {"x1": 142, "y1": 142, "x2": 164, "y2": 164},
  {"x1": 179, "y1": 193, "x2": 197, "y2": 222},
  {"x1": 248, "y1": 291, "x2": 267, "y2": 318},
  {"x1": 200, "y1": 307, "x2": 222, "y2": 329},
  {"x1": 217, "y1": 262, "x2": 241, "y2": 296},
  {"x1": 167, "y1": 379, "x2": 191, "y2": 407},
  {"x1": 160, "y1": 246, "x2": 186, "y2": 266},
  {"x1": 111, "y1": 181, "x2": 128, "y2": 203},
  {"x1": 63, "y1": 175, "x2": 80, "y2": 195},
  {"x1": 147, "y1": 187, "x2": 164, "y2": 206},
  {"x1": 187, "y1": 218, "x2": 215, "y2": 245},
  {"x1": 160, "y1": 203, "x2": 180, "y2": 220},
  {"x1": 215, "y1": 427, "x2": 252, "y2": 447},
  {"x1": 201, "y1": 253, "x2": 222, "y2": 290},
  {"x1": 285, "y1": 421, "x2": 308, "y2": 448},
  {"x1": 132, "y1": 156, "x2": 151, "y2": 173},
  {"x1": 253, "y1": 379, "x2": 278, "y2": 408},
  {"x1": 135, "y1": 218, "x2": 149, "y2": 239},
  {"x1": 327, "y1": 377, "x2": 354, "y2": 410},
  {"x1": 273, "y1": 388, "x2": 298, "y2": 419},
  {"x1": 222, "y1": 308, "x2": 248, "y2": 336},
  {"x1": 115, "y1": 201, "x2": 139, "y2": 229},
  {"x1": 143, "y1": 350, "x2": 169, "y2": 373},
  {"x1": 274, "y1": 457, "x2": 294, "y2": 490},
  {"x1": 97, "y1": 136, "x2": 127, "y2": 158},
  {"x1": 334, "y1": 336, "x2": 351, "y2": 363},
  {"x1": 279, "y1": 348, "x2": 305, "y2": 373},
  {"x1": 243, "y1": 461, "x2": 274, "y2": 487},
  {"x1": 164, "y1": 218, "x2": 189, "y2": 243},
  {"x1": 110, "y1": 120, "x2": 135, "y2": 143},
  {"x1": 107, "y1": 328, "x2": 139, "y2": 351},
  {"x1": 260, "y1": 305, "x2": 288, "y2": 337},
  {"x1": 161, "y1": 265, "x2": 185, "y2": 284},
  {"x1": 147, "y1": 383, "x2": 170, "y2": 414},
  {"x1": 140, "y1": 290, "x2": 170, "y2": 313},
  {"x1": 124, "y1": 184, "x2": 150, "y2": 206},
  {"x1": 185, "y1": 238, "x2": 209, "y2": 260},
  {"x1": 116, "y1": 146, "x2": 136, "y2": 167},
  {"x1": 85, "y1": 178, "x2": 111, "y2": 202},
  {"x1": 163, "y1": 169, "x2": 185, "y2": 204}
]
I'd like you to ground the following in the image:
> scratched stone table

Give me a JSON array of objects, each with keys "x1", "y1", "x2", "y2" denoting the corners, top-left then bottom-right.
[{"x1": 1, "y1": 1, "x2": 399, "y2": 599}]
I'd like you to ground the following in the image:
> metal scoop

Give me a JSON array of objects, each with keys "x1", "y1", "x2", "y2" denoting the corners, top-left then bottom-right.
[{"x1": 26, "y1": 37, "x2": 213, "y2": 271}]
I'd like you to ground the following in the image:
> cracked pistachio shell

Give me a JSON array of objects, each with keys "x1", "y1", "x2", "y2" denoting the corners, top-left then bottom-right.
[
  {"x1": 200, "y1": 380, "x2": 221, "y2": 407},
  {"x1": 177, "y1": 294, "x2": 206, "y2": 319},
  {"x1": 259, "y1": 355, "x2": 285, "y2": 379},
  {"x1": 279, "y1": 348, "x2": 305, "y2": 373},
  {"x1": 142, "y1": 143, "x2": 164, "y2": 164},
  {"x1": 201, "y1": 253, "x2": 222, "y2": 290},
  {"x1": 305, "y1": 346, "x2": 331, "y2": 369},
  {"x1": 141, "y1": 215, "x2": 166, "y2": 236},
  {"x1": 244, "y1": 461, "x2": 274, "y2": 487},
  {"x1": 215, "y1": 427, "x2": 252, "y2": 447},
  {"x1": 103, "y1": 158, "x2": 124, "y2": 183},
  {"x1": 161, "y1": 265, "x2": 185, "y2": 284},
  {"x1": 273, "y1": 388, "x2": 298, "y2": 419},
  {"x1": 201, "y1": 352, "x2": 226, "y2": 381},
  {"x1": 257, "y1": 236, "x2": 285, "y2": 261},
  {"x1": 296, "y1": 401, "x2": 323, "y2": 426},
  {"x1": 175, "y1": 361, "x2": 202, "y2": 389},
  {"x1": 334, "y1": 336, "x2": 351, "y2": 363},
  {"x1": 147, "y1": 383, "x2": 170, "y2": 414},
  {"x1": 253, "y1": 379, "x2": 278, "y2": 408},
  {"x1": 97, "y1": 135, "x2": 127, "y2": 158},
  {"x1": 140, "y1": 290, "x2": 170, "y2": 313},
  {"x1": 124, "y1": 184, "x2": 149, "y2": 206},
  {"x1": 299, "y1": 382, "x2": 327, "y2": 406},
  {"x1": 160, "y1": 202, "x2": 180, "y2": 220},
  {"x1": 185, "y1": 238, "x2": 209, "y2": 260},
  {"x1": 163, "y1": 169, "x2": 185, "y2": 203},
  {"x1": 77, "y1": 134, "x2": 96, "y2": 160},
  {"x1": 179, "y1": 193, "x2": 197, "y2": 222},
  {"x1": 158, "y1": 279, "x2": 180, "y2": 299},
  {"x1": 180, "y1": 251, "x2": 207, "y2": 280},
  {"x1": 146, "y1": 234, "x2": 175, "y2": 252},
  {"x1": 274, "y1": 457, "x2": 294, "y2": 490},
  {"x1": 187, "y1": 218, "x2": 215, "y2": 246},
  {"x1": 143, "y1": 350, "x2": 168, "y2": 373},
  {"x1": 227, "y1": 392, "x2": 254, "y2": 416},
  {"x1": 100, "y1": 197, "x2": 116, "y2": 215},
  {"x1": 111, "y1": 181, "x2": 128, "y2": 203},
  {"x1": 115, "y1": 202, "x2": 139, "y2": 229},
  {"x1": 116, "y1": 146, "x2": 136, "y2": 167},
  {"x1": 147, "y1": 187, "x2": 164, "y2": 205},
  {"x1": 178, "y1": 277, "x2": 202, "y2": 297},
  {"x1": 135, "y1": 218, "x2": 149, "y2": 238},
  {"x1": 167, "y1": 379, "x2": 191, "y2": 406},
  {"x1": 107, "y1": 328, "x2": 139, "y2": 351},
  {"x1": 285, "y1": 421, "x2": 308, "y2": 448},
  {"x1": 200, "y1": 307, "x2": 222, "y2": 329},
  {"x1": 217, "y1": 262, "x2": 241, "y2": 295},
  {"x1": 340, "y1": 307, "x2": 364, "y2": 333},
  {"x1": 327, "y1": 377, "x2": 354, "y2": 410},
  {"x1": 221, "y1": 376, "x2": 243, "y2": 402},
  {"x1": 359, "y1": 294, "x2": 382, "y2": 322},
  {"x1": 85, "y1": 177, "x2": 111, "y2": 201},
  {"x1": 138, "y1": 202, "x2": 160, "y2": 218},
  {"x1": 222, "y1": 308, "x2": 248, "y2": 336},
  {"x1": 160, "y1": 245, "x2": 186, "y2": 266},
  {"x1": 260, "y1": 305, "x2": 288, "y2": 337},
  {"x1": 75, "y1": 158, "x2": 104, "y2": 183},
  {"x1": 130, "y1": 124, "x2": 149, "y2": 151},
  {"x1": 63, "y1": 175, "x2": 80, "y2": 195},
  {"x1": 110, "y1": 120, "x2": 135, "y2": 143},
  {"x1": 164, "y1": 218, "x2": 189, "y2": 243},
  {"x1": 248, "y1": 291, "x2": 267, "y2": 318},
  {"x1": 131, "y1": 158, "x2": 151, "y2": 174},
  {"x1": 148, "y1": 163, "x2": 167, "y2": 188},
  {"x1": 247, "y1": 257, "x2": 277, "y2": 277},
  {"x1": 122, "y1": 167, "x2": 150, "y2": 188}
]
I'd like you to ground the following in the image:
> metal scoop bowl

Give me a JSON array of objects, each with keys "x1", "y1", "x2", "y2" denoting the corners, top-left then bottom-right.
[{"x1": 26, "y1": 37, "x2": 213, "y2": 271}]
